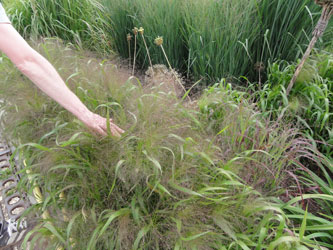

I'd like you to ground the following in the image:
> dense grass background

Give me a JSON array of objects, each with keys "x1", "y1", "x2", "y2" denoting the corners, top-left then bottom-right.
[
  {"x1": 4, "y1": 0, "x2": 332, "y2": 82},
  {"x1": 3, "y1": 0, "x2": 113, "y2": 54},
  {"x1": 102, "y1": 0, "x2": 330, "y2": 82}
]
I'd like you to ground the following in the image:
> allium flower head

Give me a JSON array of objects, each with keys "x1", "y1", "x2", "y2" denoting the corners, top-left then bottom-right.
[
  {"x1": 127, "y1": 33, "x2": 132, "y2": 41},
  {"x1": 133, "y1": 27, "x2": 138, "y2": 35},
  {"x1": 154, "y1": 36, "x2": 163, "y2": 46}
]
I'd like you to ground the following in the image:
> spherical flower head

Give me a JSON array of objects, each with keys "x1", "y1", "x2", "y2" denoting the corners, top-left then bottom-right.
[
  {"x1": 127, "y1": 33, "x2": 132, "y2": 41},
  {"x1": 154, "y1": 36, "x2": 163, "y2": 46},
  {"x1": 138, "y1": 27, "x2": 144, "y2": 35},
  {"x1": 133, "y1": 27, "x2": 138, "y2": 35}
]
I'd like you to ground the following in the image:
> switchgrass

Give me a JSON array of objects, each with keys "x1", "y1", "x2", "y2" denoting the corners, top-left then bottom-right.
[
  {"x1": 101, "y1": 0, "x2": 329, "y2": 82},
  {"x1": 3, "y1": 0, "x2": 113, "y2": 55},
  {"x1": 182, "y1": 0, "x2": 258, "y2": 82},
  {"x1": 4, "y1": 0, "x2": 331, "y2": 83},
  {"x1": 1, "y1": 40, "x2": 332, "y2": 249},
  {"x1": 253, "y1": 0, "x2": 321, "y2": 67},
  {"x1": 103, "y1": 0, "x2": 259, "y2": 80},
  {"x1": 103, "y1": 0, "x2": 187, "y2": 72}
]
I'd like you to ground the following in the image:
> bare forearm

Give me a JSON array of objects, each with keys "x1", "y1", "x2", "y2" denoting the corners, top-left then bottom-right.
[{"x1": 17, "y1": 50, "x2": 92, "y2": 122}]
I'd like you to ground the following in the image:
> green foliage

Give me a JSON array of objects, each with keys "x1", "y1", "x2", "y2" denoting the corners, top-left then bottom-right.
[
  {"x1": 103, "y1": 0, "x2": 187, "y2": 72},
  {"x1": 279, "y1": 193, "x2": 333, "y2": 249},
  {"x1": 182, "y1": 0, "x2": 258, "y2": 81},
  {"x1": 3, "y1": 0, "x2": 113, "y2": 54},
  {"x1": 101, "y1": 0, "x2": 328, "y2": 82},
  {"x1": 252, "y1": 0, "x2": 321, "y2": 66},
  {"x1": 255, "y1": 50, "x2": 333, "y2": 158},
  {"x1": 4, "y1": 0, "x2": 331, "y2": 82},
  {"x1": 253, "y1": 52, "x2": 333, "y2": 247},
  {"x1": 1, "y1": 40, "x2": 331, "y2": 249}
]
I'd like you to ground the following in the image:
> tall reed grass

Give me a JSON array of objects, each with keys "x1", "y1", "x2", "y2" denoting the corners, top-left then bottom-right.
[
  {"x1": 3, "y1": 0, "x2": 113, "y2": 54},
  {"x1": 4, "y1": 0, "x2": 330, "y2": 83},
  {"x1": 102, "y1": 0, "x2": 328, "y2": 82},
  {"x1": 103, "y1": 0, "x2": 187, "y2": 72},
  {"x1": 253, "y1": 0, "x2": 321, "y2": 66},
  {"x1": 182, "y1": 0, "x2": 258, "y2": 81}
]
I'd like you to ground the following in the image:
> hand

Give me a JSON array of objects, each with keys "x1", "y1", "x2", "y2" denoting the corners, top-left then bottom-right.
[{"x1": 82, "y1": 112, "x2": 125, "y2": 137}]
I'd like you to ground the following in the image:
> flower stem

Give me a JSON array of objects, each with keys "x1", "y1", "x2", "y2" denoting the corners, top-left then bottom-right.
[
  {"x1": 132, "y1": 34, "x2": 137, "y2": 75},
  {"x1": 128, "y1": 40, "x2": 131, "y2": 69},
  {"x1": 160, "y1": 45, "x2": 189, "y2": 101},
  {"x1": 141, "y1": 33, "x2": 153, "y2": 77}
]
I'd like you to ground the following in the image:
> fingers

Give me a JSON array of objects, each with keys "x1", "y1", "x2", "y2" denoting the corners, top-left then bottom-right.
[
  {"x1": 91, "y1": 124, "x2": 121, "y2": 137},
  {"x1": 111, "y1": 123, "x2": 125, "y2": 134},
  {"x1": 106, "y1": 122, "x2": 124, "y2": 137},
  {"x1": 107, "y1": 124, "x2": 120, "y2": 137},
  {"x1": 95, "y1": 121, "x2": 124, "y2": 137},
  {"x1": 94, "y1": 126, "x2": 108, "y2": 137},
  {"x1": 85, "y1": 113, "x2": 125, "y2": 137}
]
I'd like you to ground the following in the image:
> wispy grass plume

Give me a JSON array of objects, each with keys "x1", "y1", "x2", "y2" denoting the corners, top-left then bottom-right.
[{"x1": 0, "y1": 40, "x2": 331, "y2": 249}]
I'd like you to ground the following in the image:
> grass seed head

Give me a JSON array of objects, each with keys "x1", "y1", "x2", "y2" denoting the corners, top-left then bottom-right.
[{"x1": 154, "y1": 36, "x2": 163, "y2": 46}]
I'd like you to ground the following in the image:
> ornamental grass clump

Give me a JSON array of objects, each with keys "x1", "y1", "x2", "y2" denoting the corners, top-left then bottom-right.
[
  {"x1": 0, "y1": 40, "x2": 332, "y2": 249},
  {"x1": 101, "y1": 0, "x2": 329, "y2": 83}
]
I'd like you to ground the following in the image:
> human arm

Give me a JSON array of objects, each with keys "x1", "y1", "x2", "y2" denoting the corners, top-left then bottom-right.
[{"x1": 0, "y1": 23, "x2": 124, "y2": 136}]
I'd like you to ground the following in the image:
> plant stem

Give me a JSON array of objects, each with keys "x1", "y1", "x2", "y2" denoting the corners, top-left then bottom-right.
[
  {"x1": 160, "y1": 44, "x2": 190, "y2": 101},
  {"x1": 286, "y1": 5, "x2": 332, "y2": 96},
  {"x1": 141, "y1": 33, "x2": 153, "y2": 77},
  {"x1": 132, "y1": 34, "x2": 137, "y2": 75},
  {"x1": 128, "y1": 40, "x2": 131, "y2": 69}
]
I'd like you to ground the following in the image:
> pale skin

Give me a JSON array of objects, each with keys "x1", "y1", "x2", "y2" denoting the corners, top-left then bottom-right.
[{"x1": 0, "y1": 23, "x2": 124, "y2": 137}]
